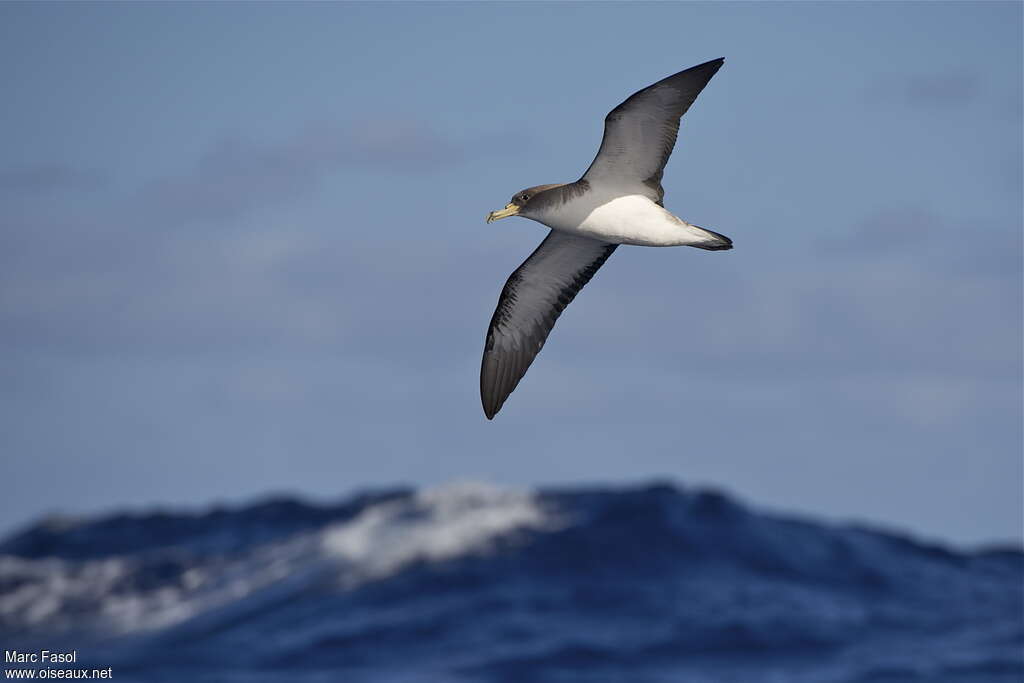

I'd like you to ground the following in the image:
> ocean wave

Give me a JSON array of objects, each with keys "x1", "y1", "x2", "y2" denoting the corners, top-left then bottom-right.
[
  {"x1": 322, "y1": 482, "x2": 557, "y2": 583},
  {"x1": 0, "y1": 482, "x2": 556, "y2": 638},
  {"x1": 1, "y1": 482, "x2": 1020, "y2": 682}
]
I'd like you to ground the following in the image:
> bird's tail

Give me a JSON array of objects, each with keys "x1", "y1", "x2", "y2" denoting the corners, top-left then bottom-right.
[{"x1": 690, "y1": 225, "x2": 733, "y2": 251}]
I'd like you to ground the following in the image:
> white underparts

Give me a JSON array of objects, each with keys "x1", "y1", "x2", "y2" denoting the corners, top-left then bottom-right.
[{"x1": 530, "y1": 192, "x2": 722, "y2": 248}]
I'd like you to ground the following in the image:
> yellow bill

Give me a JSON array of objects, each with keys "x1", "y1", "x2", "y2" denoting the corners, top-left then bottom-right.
[{"x1": 486, "y1": 204, "x2": 519, "y2": 224}]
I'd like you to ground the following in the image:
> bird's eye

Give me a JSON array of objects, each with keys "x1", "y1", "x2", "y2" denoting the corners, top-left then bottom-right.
[{"x1": 521, "y1": 194, "x2": 530, "y2": 202}]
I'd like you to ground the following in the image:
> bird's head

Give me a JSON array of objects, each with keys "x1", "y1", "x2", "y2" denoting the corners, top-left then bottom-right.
[{"x1": 486, "y1": 184, "x2": 565, "y2": 223}]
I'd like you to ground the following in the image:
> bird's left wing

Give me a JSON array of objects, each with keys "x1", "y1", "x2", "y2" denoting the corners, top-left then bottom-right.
[
  {"x1": 581, "y1": 58, "x2": 724, "y2": 204},
  {"x1": 481, "y1": 230, "x2": 617, "y2": 419}
]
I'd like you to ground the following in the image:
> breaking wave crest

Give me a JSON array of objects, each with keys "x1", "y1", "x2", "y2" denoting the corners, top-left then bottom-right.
[{"x1": 1, "y1": 483, "x2": 553, "y2": 637}]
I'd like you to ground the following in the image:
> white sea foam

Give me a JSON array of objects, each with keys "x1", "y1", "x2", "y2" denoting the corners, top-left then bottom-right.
[
  {"x1": 322, "y1": 482, "x2": 554, "y2": 582},
  {"x1": 0, "y1": 483, "x2": 556, "y2": 636},
  {"x1": 0, "y1": 536, "x2": 323, "y2": 635}
]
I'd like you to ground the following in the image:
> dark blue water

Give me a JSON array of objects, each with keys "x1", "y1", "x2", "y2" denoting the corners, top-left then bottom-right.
[{"x1": 2, "y1": 483, "x2": 1021, "y2": 682}]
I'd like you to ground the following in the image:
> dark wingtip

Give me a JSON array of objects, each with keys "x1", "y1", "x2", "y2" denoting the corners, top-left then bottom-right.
[
  {"x1": 673, "y1": 58, "x2": 724, "y2": 82},
  {"x1": 677, "y1": 58, "x2": 724, "y2": 85},
  {"x1": 482, "y1": 396, "x2": 499, "y2": 420}
]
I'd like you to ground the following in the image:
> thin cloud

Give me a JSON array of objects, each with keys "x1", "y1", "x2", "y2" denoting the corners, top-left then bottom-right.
[
  {"x1": 342, "y1": 119, "x2": 462, "y2": 167},
  {"x1": 816, "y1": 207, "x2": 938, "y2": 256},
  {"x1": 0, "y1": 117, "x2": 536, "y2": 362},
  {"x1": 134, "y1": 120, "x2": 527, "y2": 226},
  {"x1": 816, "y1": 207, "x2": 1022, "y2": 277},
  {"x1": 0, "y1": 164, "x2": 106, "y2": 194},
  {"x1": 867, "y1": 72, "x2": 981, "y2": 109}
]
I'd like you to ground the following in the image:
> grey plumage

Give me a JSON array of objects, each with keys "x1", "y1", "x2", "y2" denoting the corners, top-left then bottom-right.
[
  {"x1": 481, "y1": 232, "x2": 616, "y2": 419},
  {"x1": 583, "y1": 58, "x2": 724, "y2": 205},
  {"x1": 481, "y1": 58, "x2": 727, "y2": 419}
]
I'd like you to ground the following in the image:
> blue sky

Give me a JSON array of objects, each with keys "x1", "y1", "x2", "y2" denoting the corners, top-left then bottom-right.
[{"x1": 1, "y1": 2, "x2": 1020, "y2": 546}]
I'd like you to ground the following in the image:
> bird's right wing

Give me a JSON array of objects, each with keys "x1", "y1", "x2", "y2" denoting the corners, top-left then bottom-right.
[
  {"x1": 581, "y1": 58, "x2": 724, "y2": 204},
  {"x1": 481, "y1": 230, "x2": 617, "y2": 419}
]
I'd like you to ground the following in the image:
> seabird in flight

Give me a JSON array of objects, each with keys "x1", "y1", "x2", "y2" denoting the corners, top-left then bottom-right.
[{"x1": 482, "y1": 58, "x2": 731, "y2": 419}]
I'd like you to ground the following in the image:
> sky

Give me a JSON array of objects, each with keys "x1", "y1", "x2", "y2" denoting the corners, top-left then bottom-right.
[{"x1": 0, "y1": 2, "x2": 1020, "y2": 547}]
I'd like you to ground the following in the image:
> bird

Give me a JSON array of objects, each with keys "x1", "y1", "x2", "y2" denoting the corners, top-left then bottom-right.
[{"x1": 481, "y1": 58, "x2": 731, "y2": 420}]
